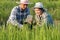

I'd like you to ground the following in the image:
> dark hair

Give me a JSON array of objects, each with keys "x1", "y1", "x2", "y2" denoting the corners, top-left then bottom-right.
[{"x1": 39, "y1": 8, "x2": 45, "y2": 12}]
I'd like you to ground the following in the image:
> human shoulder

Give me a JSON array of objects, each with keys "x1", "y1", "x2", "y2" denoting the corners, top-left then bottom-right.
[
  {"x1": 26, "y1": 7, "x2": 30, "y2": 10},
  {"x1": 42, "y1": 12, "x2": 49, "y2": 18},
  {"x1": 12, "y1": 6, "x2": 19, "y2": 11},
  {"x1": 25, "y1": 7, "x2": 30, "y2": 12},
  {"x1": 10, "y1": 6, "x2": 20, "y2": 15},
  {"x1": 42, "y1": 12, "x2": 52, "y2": 20}
]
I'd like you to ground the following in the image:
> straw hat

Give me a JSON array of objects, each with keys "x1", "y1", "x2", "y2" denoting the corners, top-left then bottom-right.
[{"x1": 16, "y1": 0, "x2": 32, "y2": 4}]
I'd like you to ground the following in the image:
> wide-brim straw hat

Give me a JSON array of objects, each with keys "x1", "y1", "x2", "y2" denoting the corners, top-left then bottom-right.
[{"x1": 16, "y1": 0, "x2": 32, "y2": 4}]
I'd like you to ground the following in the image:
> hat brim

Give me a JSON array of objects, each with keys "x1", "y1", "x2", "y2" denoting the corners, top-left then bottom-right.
[
  {"x1": 16, "y1": 2, "x2": 33, "y2": 4},
  {"x1": 33, "y1": 7, "x2": 47, "y2": 11},
  {"x1": 33, "y1": 6, "x2": 43, "y2": 9}
]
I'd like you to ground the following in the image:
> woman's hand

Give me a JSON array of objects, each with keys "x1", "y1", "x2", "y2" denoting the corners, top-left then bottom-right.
[{"x1": 25, "y1": 15, "x2": 33, "y2": 24}]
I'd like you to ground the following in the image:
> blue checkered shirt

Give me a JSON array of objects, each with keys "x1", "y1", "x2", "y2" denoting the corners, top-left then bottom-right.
[{"x1": 7, "y1": 6, "x2": 30, "y2": 25}]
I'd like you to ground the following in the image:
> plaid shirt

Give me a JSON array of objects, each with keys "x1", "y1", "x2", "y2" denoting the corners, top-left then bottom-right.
[{"x1": 7, "y1": 6, "x2": 30, "y2": 25}]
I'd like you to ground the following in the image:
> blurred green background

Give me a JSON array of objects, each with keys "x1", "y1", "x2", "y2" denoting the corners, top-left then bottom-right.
[{"x1": 0, "y1": 0, "x2": 60, "y2": 24}]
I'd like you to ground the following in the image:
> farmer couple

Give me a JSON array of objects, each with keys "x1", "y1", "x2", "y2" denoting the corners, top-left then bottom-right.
[{"x1": 7, "y1": 0, "x2": 53, "y2": 28}]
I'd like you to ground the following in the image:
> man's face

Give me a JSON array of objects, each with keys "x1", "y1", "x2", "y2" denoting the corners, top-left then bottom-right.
[
  {"x1": 20, "y1": 3, "x2": 28, "y2": 10},
  {"x1": 34, "y1": 8, "x2": 42, "y2": 16}
]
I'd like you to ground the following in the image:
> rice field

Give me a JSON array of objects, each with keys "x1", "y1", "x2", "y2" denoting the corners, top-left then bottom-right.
[{"x1": 0, "y1": 0, "x2": 60, "y2": 40}]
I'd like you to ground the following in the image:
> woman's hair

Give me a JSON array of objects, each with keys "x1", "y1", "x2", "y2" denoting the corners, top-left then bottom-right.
[{"x1": 39, "y1": 8, "x2": 45, "y2": 12}]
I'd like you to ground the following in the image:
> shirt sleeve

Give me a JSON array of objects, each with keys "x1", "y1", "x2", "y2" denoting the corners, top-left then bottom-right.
[
  {"x1": 47, "y1": 15, "x2": 53, "y2": 25},
  {"x1": 7, "y1": 6, "x2": 22, "y2": 26},
  {"x1": 42, "y1": 14, "x2": 53, "y2": 26}
]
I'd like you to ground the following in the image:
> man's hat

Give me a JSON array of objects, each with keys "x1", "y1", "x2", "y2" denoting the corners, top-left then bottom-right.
[{"x1": 16, "y1": 0, "x2": 32, "y2": 4}]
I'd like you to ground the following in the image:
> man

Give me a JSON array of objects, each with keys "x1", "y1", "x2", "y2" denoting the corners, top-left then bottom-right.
[
  {"x1": 33, "y1": 2, "x2": 53, "y2": 26},
  {"x1": 7, "y1": 0, "x2": 31, "y2": 27}
]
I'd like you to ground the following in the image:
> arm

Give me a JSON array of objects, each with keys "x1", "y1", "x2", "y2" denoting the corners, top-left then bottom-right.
[
  {"x1": 42, "y1": 14, "x2": 53, "y2": 26},
  {"x1": 7, "y1": 7, "x2": 23, "y2": 27}
]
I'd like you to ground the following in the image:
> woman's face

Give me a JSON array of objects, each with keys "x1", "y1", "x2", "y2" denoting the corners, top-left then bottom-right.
[{"x1": 34, "y1": 8, "x2": 43, "y2": 16}]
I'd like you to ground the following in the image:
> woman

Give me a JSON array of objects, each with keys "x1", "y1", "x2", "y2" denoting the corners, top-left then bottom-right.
[{"x1": 33, "y1": 2, "x2": 53, "y2": 26}]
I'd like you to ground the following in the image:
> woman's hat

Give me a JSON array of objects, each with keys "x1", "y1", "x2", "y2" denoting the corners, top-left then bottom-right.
[{"x1": 34, "y1": 2, "x2": 44, "y2": 9}]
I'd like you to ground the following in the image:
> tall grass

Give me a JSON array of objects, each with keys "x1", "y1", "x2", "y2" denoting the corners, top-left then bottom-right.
[
  {"x1": 0, "y1": 0, "x2": 60, "y2": 40},
  {"x1": 0, "y1": 23, "x2": 60, "y2": 40}
]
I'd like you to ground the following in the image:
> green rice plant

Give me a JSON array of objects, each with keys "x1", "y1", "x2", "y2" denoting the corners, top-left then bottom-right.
[{"x1": 0, "y1": 23, "x2": 60, "y2": 40}]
